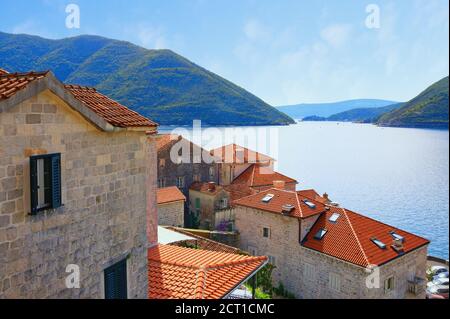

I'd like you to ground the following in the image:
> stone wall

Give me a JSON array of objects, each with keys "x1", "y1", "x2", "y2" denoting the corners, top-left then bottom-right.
[
  {"x1": 157, "y1": 201, "x2": 184, "y2": 227},
  {"x1": 0, "y1": 90, "x2": 152, "y2": 299},
  {"x1": 235, "y1": 205, "x2": 428, "y2": 299}
]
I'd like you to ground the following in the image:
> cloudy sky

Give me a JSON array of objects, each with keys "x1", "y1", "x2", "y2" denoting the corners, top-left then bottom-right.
[{"x1": 1, "y1": 0, "x2": 448, "y2": 105}]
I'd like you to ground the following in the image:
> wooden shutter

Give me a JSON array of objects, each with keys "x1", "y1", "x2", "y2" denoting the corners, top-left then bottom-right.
[
  {"x1": 51, "y1": 154, "x2": 62, "y2": 209},
  {"x1": 104, "y1": 259, "x2": 128, "y2": 299},
  {"x1": 30, "y1": 157, "x2": 38, "y2": 215}
]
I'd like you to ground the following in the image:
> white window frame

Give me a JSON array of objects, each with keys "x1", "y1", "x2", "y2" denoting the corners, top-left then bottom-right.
[
  {"x1": 248, "y1": 245, "x2": 258, "y2": 256},
  {"x1": 384, "y1": 276, "x2": 395, "y2": 293},
  {"x1": 177, "y1": 176, "x2": 185, "y2": 188},
  {"x1": 329, "y1": 272, "x2": 341, "y2": 291},
  {"x1": 263, "y1": 227, "x2": 271, "y2": 238}
]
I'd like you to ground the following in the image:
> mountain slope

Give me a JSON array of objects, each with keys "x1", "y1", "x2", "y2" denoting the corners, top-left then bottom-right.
[
  {"x1": 277, "y1": 99, "x2": 398, "y2": 119},
  {"x1": 0, "y1": 32, "x2": 294, "y2": 126},
  {"x1": 327, "y1": 103, "x2": 403, "y2": 122},
  {"x1": 377, "y1": 77, "x2": 449, "y2": 128}
]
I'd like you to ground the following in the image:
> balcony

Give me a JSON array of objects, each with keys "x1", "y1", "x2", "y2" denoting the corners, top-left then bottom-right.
[{"x1": 407, "y1": 277, "x2": 426, "y2": 296}]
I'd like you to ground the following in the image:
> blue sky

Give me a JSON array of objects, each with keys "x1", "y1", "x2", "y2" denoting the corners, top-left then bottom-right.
[{"x1": 0, "y1": 0, "x2": 448, "y2": 105}]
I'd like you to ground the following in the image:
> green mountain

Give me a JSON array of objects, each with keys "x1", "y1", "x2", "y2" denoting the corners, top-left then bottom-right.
[
  {"x1": 0, "y1": 32, "x2": 294, "y2": 126},
  {"x1": 277, "y1": 99, "x2": 397, "y2": 119},
  {"x1": 326, "y1": 103, "x2": 403, "y2": 123},
  {"x1": 377, "y1": 77, "x2": 449, "y2": 128}
]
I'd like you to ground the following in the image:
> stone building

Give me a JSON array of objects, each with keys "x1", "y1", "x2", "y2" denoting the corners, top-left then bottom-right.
[
  {"x1": 0, "y1": 70, "x2": 158, "y2": 299},
  {"x1": 189, "y1": 182, "x2": 230, "y2": 230},
  {"x1": 234, "y1": 187, "x2": 430, "y2": 299},
  {"x1": 210, "y1": 144, "x2": 274, "y2": 186},
  {"x1": 156, "y1": 186, "x2": 185, "y2": 227},
  {"x1": 156, "y1": 134, "x2": 218, "y2": 226}
]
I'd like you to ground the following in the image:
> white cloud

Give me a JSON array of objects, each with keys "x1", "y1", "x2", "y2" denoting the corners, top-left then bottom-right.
[
  {"x1": 320, "y1": 24, "x2": 352, "y2": 48},
  {"x1": 123, "y1": 24, "x2": 167, "y2": 50},
  {"x1": 243, "y1": 19, "x2": 271, "y2": 42}
]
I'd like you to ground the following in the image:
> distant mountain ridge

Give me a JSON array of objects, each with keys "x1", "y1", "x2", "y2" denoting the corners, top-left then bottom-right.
[
  {"x1": 277, "y1": 99, "x2": 398, "y2": 119},
  {"x1": 377, "y1": 76, "x2": 449, "y2": 128},
  {"x1": 303, "y1": 103, "x2": 404, "y2": 123},
  {"x1": 0, "y1": 32, "x2": 294, "y2": 126}
]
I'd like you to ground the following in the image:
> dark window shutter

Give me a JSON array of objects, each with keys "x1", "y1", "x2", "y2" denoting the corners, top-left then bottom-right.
[
  {"x1": 51, "y1": 154, "x2": 62, "y2": 209},
  {"x1": 104, "y1": 259, "x2": 128, "y2": 299},
  {"x1": 30, "y1": 157, "x2": 38, "y2": 215}
]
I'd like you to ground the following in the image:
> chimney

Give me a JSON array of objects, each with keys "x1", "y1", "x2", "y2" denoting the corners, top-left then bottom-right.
[
  {"x1": 208, "y1": 182, "x2": 216, "y2": 192},
  {"x1": 392, "y1": 238, "x2": 404, "y2": 253},
  {"x1": 273, "y1": 180, "x2": 286, "y2": 190},
  {"x1": 323, "y1": 193, "x2": 329, "y2": 201}
]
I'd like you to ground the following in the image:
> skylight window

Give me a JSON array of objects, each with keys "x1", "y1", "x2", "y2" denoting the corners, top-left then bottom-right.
[
  {"x1": 329, "y1": 213, "x2": 340, "y2": 223},
  {"x1": 371, "y1": 238, "x2": 387, "y2": 249},
  {"x1": 390, "y1": 231, "x2": 405, "y2": 243},
  {"x1": 303, "y1": 200, "x2": 316, "y2": 209},
  {"x1": 262, "y1": 194, "x2": 274, "y2": 203},
  {"x1": 314, "y1": 228, "x2": 327, "y2": 240}
]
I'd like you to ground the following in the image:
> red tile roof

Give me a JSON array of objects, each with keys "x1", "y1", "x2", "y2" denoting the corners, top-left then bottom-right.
[
  {"x1": 223, "y1": 183, "x2": 254, "y2": 204},
  {"x1": 190, "y1": 182, "x2": 224, "y2": 196},
  {"x1": 297, "y1": 189, "x2": 330, "y2": 204},
  {"x1": 0, "y1": 71, "x2": 48, "y2": 99},
  {"x1": 0, "y1": 70, "x2": 157, "y2": 129},
  {"x1": 211, "y1": 144, "x2": 273, "y2": 164},
  {"x1": 64, "y1": 85, "x2": 157, "y2": 128},
  {"x1": 233, "y1": 164, "x2": 297, "y2": 188},
  {"x1": 0, "y1": 68, "x2": 10, "y2": 75},
  {"x1": 302, "y1": 206, "x2": 430, "y2": 267},
  {"x1": 148, "y1": 244, "x2": 267, "y2": 299},
  {"x1": 233, "y1": 188, "x2": 327, "y2": 219},
  {"x1": 157, "y1": 187, "x2": 186, "y2": 205},
  {"x1": 156, "y1": 134, "x2": 181, "y2": 152}
]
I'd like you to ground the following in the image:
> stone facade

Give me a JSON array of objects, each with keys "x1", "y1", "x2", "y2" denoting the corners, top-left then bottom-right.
[
  {"x1": 157, "y1": 136, "x2": 218, "y2": 227},
  {"x1": 189, "y1": 186, "x2": 230, "y2": 230},
  {"x1": 0, "y1": 89, "x2": 155, "y2": 298},
  {"x1": 234, "y1": 206, "x2": 428, "y2": 299},
  {"x1": 157, "y1": 200, "x2": 184, "y2": 227}
]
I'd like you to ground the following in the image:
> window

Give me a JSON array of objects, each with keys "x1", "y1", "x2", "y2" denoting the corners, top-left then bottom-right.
[
  {"x1": 209, "y1": 167, "x2": 215, "y2": 180},
  {"x1": 329, "y1": 213, "x2": 340, "y2": 223},
  {"x1": 195, "y1": 198, "x2": 201, "y2": 210},
  {"x1": 303, "y1": 200, "x2": 316, "y2": 209},
  {"x1": 371, "y1": 237, "x2": 387, "y2": 249},
  {"x1": 329, "y1": 273, "x2": 341, "y2": 291},
  {"x1": 176, "y1": 176, "x2": 185, "y2": 188},
  {"x1": 104, "y1": 259, "x2": 127, "y2": 299},
  {"x1": 30, "y1": 153, "x2": 62, "y2": 215},
  {"x1": 303, "y1": 263, "x2": 315, "y2": 280},
  {"x1": 390, "y1": 231, "x2": 404, "y2": 242},
  {"x1": 384, "y1": 276, "x2": 395, "y2": 293},
  {"x1": 220, "y1": 198, "x2": 228, "y2": 209},
  {"x1": 262, "y1": 194, "x2": 274, "y2": 203},
  {"x1": 268, "y1": 255, "x2": 276, "y2": 266},
  {"x1": 159, "y1": 159, "x2": 166, "y2": 168},
  {"x1": 314, "y1": 228, "x2": 327, "y2": 240},
  {"x1": 263, "y1": 227, "x2": 271, "y2": 238},
  {"x1": 157, "y1": 178, "x2": 165, "y2": 188},
  {"x1": 193, "y1": 174, "x2": 201, "y2": 182}
]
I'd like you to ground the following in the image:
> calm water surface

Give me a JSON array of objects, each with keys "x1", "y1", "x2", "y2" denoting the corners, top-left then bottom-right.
[{"x1": 160, "y1": 122, "x2": 449, "y2": 259}]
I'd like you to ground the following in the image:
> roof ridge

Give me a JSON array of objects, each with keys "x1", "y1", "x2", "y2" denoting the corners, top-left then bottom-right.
[
  {"x1": 342, "y1": 208, "x2": 371, "y2": 266},
  {"x1": 294, "y1": 190, "x2": 303, "y2": 217},
  {"x1": 64, "y1": 84, "x2": 97, "y2": 91}
]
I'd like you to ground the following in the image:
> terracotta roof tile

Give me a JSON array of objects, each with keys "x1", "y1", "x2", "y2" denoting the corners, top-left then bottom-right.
[
  {"x1": 210, "y1": 144, "x2": 273, "y2": 164},
  {"x1": 156, "y1": 134, "x2": 181, "y2": 152},
  {"x1": 302, "y1": 207, "x2": 430, "y2": 267},
  {"x1": 157, "y1": 187, "x2": 186, "y2": 205},
  {"x1": 234, "y1": 188, "x2": 327, "y2": 219},
  {"x1": 0, "y1": 68, "x2": 10, "y2": 75},
  {"x1": 0, "y1": 70, "x2": 157, "y2": 129},
  {"x1": 0, "y1": 71, "x2": 48, "y2": 100},
  {"x1": 190, "y1": 182, "x2": 223, "y2": 195},
  {"x1": 233, "y1": 164, "x2": 297, "y2": 187},
  {"x1": 148, "y1": 244, "x2": 267, "y2": 299},
  {"x1": 64, "y1": 85, "x2": 157, "y2": 128}
]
